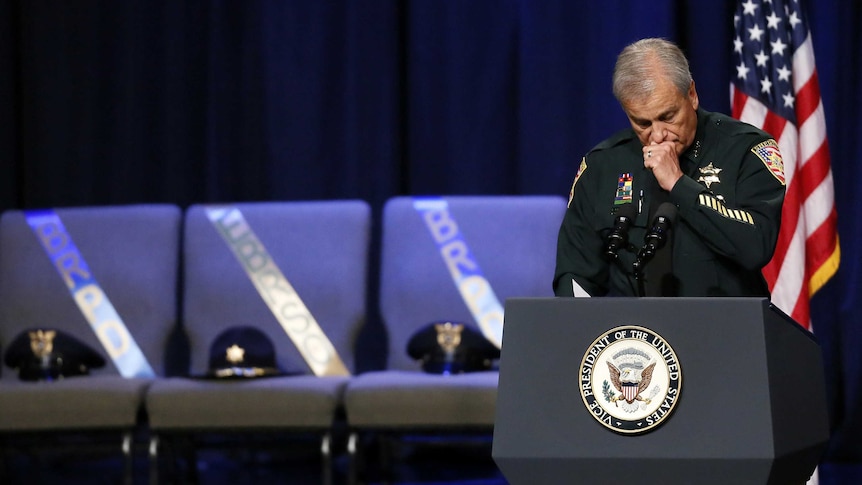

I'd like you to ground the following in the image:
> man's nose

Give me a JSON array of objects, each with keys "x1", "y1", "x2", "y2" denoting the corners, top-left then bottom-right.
[{"x1": 650, "y1": 124, "x2": 667, "y2": 143}]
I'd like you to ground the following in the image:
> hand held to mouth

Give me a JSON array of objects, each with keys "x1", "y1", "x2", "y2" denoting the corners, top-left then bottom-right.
[{"x1": 643, "y1": 141, "x2": 684, "y2": 191}]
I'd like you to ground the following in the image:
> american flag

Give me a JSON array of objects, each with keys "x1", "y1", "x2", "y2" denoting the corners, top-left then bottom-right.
[{"x1": 730, "y1": 0, "x2": 840, "y2": 330}]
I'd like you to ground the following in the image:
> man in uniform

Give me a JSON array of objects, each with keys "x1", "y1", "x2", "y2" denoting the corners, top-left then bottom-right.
[{"x1": 554, "y1": 38, "x2": 786, "y2": 297}]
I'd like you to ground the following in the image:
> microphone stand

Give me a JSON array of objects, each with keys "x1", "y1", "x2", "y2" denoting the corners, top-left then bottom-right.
[
  {"x1": 632, "y1": 202, "x2": 676, "y2": 298},
  {"x1": 632, "y1": 258, "x2": 646, "y2": 297}
]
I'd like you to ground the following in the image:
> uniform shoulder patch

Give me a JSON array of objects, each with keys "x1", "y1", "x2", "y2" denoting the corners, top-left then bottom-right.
[
  {"x1": 568, "y1": 157, "x2": 588, "y2": 207},
  {"x1": 751, "y1": 139, "x2": 785, "y2": 186}
]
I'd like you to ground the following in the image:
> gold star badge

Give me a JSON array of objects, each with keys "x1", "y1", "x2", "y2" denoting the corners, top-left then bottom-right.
[
  {"x1": 225, "y1": 344, "x2": 245, "y2": 364},
  {"x1": 435, "y1": 322, "x2": 464, "y2": 354},
  {"x1": 697, "y1": 162, "x2": 722, "y2": 189},
  {"x1": 29, "y1": 329, "x2": 57, "y2": 358}
]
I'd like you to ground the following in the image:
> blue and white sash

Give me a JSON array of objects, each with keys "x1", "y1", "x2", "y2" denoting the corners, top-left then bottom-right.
[
  {"x1": 205, "y1": 206, "x2": 350, "y2": 377},
  {"x1": 413, "y1": 198, "x2": 504, "y2": 348},
  {"x1": 25, "y1": 210, "x2": 155, "y2": 378}
]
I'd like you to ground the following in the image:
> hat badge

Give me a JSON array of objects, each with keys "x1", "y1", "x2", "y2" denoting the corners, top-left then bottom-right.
[
  {"x1": 29, "y1": 329, "x2": 57, "y2": 358},
  {"x1": 435, "y1": 322, "x2": 464, "y2": 355},
  {"x1": 225, "y1": 344, "x2": 246, "y2": 365}
]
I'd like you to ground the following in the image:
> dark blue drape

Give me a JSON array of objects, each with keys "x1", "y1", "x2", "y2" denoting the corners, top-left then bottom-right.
[{"x1": 2, "y1": 0, "x2": 860, "y2": 474}]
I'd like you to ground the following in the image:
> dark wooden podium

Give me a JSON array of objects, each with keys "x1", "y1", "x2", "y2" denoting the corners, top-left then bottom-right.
[{"x1": 493, "y1": 297, "x2": 829, "y2": 485}]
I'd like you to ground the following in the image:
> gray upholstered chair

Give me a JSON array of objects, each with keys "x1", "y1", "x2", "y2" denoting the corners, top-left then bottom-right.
[
  {"x1": 0, "y1": 204, "x2": 182, "y2": 484},
  {"x1": 342, "y1": 195, "x2": 567, "y2": 483},
  {"x1": 144, "y1": 201, "x2": 370, "y2": 484}
]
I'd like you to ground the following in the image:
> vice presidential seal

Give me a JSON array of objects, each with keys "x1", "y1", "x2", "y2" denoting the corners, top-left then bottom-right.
[{"x1": 579, "y1": 325, "x2": 682, "y2": 434}]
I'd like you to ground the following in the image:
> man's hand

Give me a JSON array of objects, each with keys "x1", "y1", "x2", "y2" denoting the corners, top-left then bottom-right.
[{"x1": 643, "y1": 141, "x2": 684, "y2": 191}]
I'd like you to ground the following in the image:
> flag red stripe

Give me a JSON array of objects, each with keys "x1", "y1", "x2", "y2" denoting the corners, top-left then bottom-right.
[
  {"x1": 762, "y1": 247, "x2": 786, "y2": 287},
  {"x1": 789, "y1": 281, "x2": 811, "y2": 325},
  {"x1": 798, "y1": 141, "x2": 829, "y2": 197},
  {"x1": 794, "y1": 72, "x2": 821, "y2": 127},
  {"x1": 760, "y1": 110, "x2": 788, "y2": 141}
]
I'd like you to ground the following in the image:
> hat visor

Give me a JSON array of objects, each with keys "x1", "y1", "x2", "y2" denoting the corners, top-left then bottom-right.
[{"x1": 200, "y1": 366, "x2": 288, "y2": 379}]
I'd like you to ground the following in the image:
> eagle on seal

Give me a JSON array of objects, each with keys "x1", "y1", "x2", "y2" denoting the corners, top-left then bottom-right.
[{"x1": 607, "y1": 360, "x2": 656, "y2": 406}]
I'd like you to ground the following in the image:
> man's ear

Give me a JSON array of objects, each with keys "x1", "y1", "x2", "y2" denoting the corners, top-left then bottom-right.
[{"x1": 688, "y1": 80, "x2": 699, "y2": 110}]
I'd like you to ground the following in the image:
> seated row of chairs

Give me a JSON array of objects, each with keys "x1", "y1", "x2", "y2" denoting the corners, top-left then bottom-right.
[{"x1": 0, "y1": 196, "x2": 567, "y2": 484}]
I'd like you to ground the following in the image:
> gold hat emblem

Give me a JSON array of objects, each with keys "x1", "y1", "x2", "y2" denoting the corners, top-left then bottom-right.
[
  {"x1": 29, "y1": 330, "x2": 56, "y2": 358},
  {"x1": 434, "y1": 322, "x2": 464, "y2": 354},
  {"x1": 225, "y1": 344, "x2": 245, "y2": 364}
]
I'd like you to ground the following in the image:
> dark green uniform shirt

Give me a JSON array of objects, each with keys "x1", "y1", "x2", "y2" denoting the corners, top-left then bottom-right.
[{"x1": 554, "y1": 108, "x2": 786, "y2": 297}]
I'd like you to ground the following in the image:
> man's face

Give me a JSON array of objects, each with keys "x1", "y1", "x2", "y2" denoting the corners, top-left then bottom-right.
[{"x1": 621, "y1": 78, "x2": 700, "y2": 155}]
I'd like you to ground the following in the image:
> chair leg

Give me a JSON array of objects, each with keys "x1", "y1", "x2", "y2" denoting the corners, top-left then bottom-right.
[
  {"x1": 122, "y1": 431, "x2": 134, "y2": 485},
  {"x1": 148, "y1": 435, "x2": 159, "y2": 485},
  {"x1": 347, "y1": 432, "x2": 359, "y2": 485},
  {"x1": 0, "y1": 437, "x2": 9, "y2": 483},
  {"x1": 380, "y1": 434, "x2": 395, "y2": 483},
  {"x1": 182, "y1": 435, "x2": 199, "y2": 484},
  {"x1": 320, "y1": 433, "x2": 332, "y2": 485}
]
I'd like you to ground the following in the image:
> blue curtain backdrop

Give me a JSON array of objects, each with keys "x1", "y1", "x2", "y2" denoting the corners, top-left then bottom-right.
[{"x1": 2, "y1": 0, "x2": 861, "y2": 473}]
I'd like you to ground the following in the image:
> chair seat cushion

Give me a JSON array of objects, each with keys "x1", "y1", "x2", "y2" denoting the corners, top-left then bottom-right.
[
  {"x1": 343, "y1": 371, "x2": 498, "y2": 428},
  {"x1": 145, "y1": 376, "x2": 349, "y2": 430},
  {"x1": 0, "y1": 377, "x2": 152, "y2": 431}
]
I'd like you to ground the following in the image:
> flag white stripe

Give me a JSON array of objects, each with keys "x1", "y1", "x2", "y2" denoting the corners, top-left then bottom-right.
[
  {"x1": 771, "y1": 228, "x2": 806, "y2": 315},
  {"x1": 777, "y1": 124, "x2": 799, "y2": 184},
  {"x1": 798, "y1": 101, "x2": 827, "y2": 164},
  {"x1": 792, "y1": 34, "x2": 816, "y2": 93},
  {"x1": 739, "y1": 98, "x2": 768, "y2": 127},
  {"x1": 803, "y1": 179, "x2": 833, "y2": 242}
]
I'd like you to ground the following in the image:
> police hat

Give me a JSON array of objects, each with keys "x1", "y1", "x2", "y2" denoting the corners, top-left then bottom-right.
[
  {"x1": 3, "y1": 328, "x2": 106, "y2": 381},
  {"x1": 205, "y1": 326, "x2": 286, "y2": 379},
  {"x1": 406, "y1": 321, "x2": 500, "y2": 374}
]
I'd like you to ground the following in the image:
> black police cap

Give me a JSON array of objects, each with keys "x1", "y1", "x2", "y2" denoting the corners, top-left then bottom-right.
[
  {"x1": 205, "y1": 326, "x2": 286, "y2": 379},
  {"x1": 3, "y1": 328, "x2": 106, "y2": 381},
  {"x1": 406, "y1": 321, "x2": 500, "y2": 375}
]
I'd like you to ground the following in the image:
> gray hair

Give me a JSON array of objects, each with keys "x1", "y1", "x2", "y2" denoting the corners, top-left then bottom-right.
[{"x1": 612, "y1": 38, "x2": 692, "y2": 104}]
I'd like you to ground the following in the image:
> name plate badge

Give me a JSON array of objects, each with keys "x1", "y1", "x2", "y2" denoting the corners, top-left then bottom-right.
[{"x1": 579, "y1": 325, "x2": 682, "y2": 434}]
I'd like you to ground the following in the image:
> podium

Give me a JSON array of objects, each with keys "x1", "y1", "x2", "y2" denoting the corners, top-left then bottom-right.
[{"x1": 492, "y1": 298, "x2": 829, "y2": 485}]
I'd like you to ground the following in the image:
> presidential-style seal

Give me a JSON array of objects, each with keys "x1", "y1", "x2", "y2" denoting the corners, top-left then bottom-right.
[{"x1": 579, "y1": 325, "x2": 682, "y2": 434}]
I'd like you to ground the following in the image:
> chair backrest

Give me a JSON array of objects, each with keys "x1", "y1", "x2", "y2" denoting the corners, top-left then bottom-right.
[
  {"x1": 181, "y1": 200, "x2": 370, "y2": 376},
  {"x1": 379, "y1": 195, "x2": 567, "y2": 371},
  {"x1": 0, "y1": 204, "x2": 182, "y2": 380}
]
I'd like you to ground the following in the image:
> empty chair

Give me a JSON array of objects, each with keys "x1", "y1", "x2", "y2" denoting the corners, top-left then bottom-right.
[
  {"x1": 144, "y1": 200, "x2": 371, "y2": 484},
  {"x1": 342, "y1": 195, "x2": 567, "y2": 482},
  {"x1": 0, "y1": 204, "x2": 182, "y2": 484}
]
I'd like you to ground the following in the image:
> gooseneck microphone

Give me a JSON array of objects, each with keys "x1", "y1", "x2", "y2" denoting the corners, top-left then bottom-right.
[
  {"x1": 604, "y1": 203, "x2": 637, "y2": 261},
  {"x1": 632, "y1": 202, "x2": 677, "y2": 278}
]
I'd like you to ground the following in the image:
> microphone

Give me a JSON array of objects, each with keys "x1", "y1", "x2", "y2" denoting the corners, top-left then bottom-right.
[
  {"x1": 633, "y1": 202, "x2": 677, "y2": 276},
  {"x1": 604, "y1": 203, "x2": 637, "y2": 261}
]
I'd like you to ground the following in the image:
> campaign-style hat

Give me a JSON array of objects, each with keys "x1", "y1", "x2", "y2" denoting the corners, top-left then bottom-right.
[
  {"x1": 3, "y1": 328, "x2": 106, "y2": 381},
  {"x1": 406, "y1": 321, "x2": 500, "y2": 374},
  {"x1": 205, "y1": 326, "x2": 286, "y2": 379}
]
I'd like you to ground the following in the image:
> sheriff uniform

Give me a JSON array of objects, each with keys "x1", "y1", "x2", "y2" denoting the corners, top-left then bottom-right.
[{"x1": 554, "y1": 108, "x2": 786, "y2": 297}]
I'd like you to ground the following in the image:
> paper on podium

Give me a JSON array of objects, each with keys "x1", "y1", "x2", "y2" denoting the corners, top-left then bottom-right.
[{"x1": 572, "y1": 278, "x2": 591, "y2": 297}]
